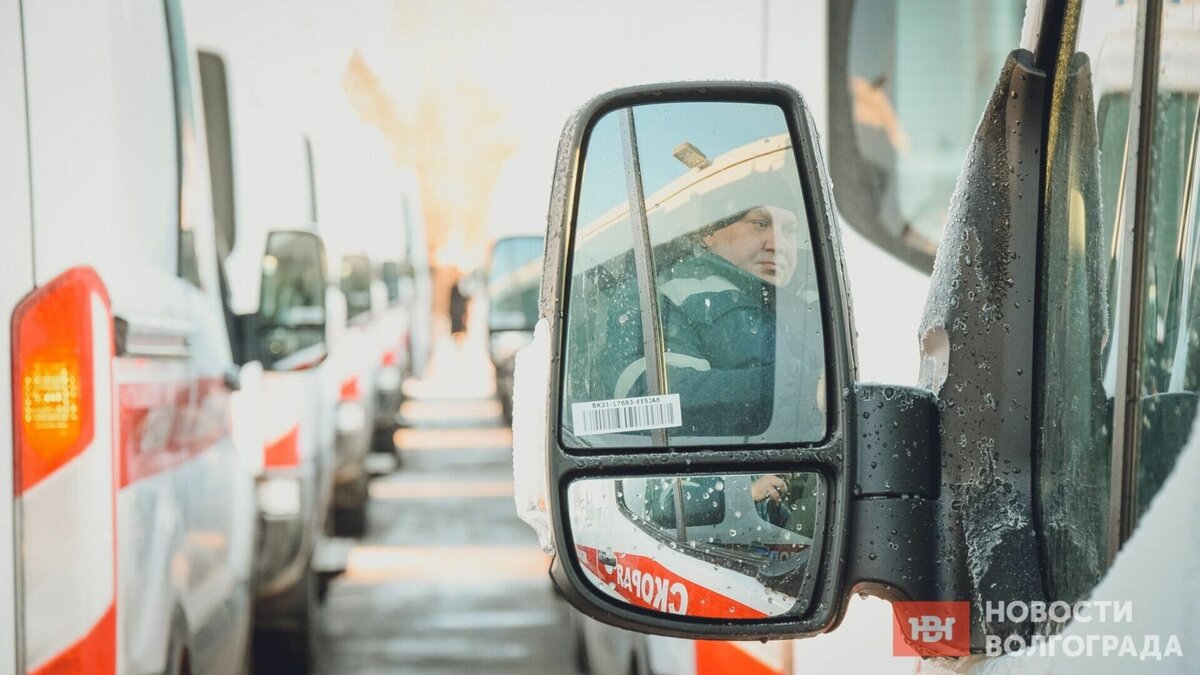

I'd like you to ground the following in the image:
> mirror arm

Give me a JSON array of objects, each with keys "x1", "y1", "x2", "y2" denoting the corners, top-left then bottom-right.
[
  {"x1": 845, "y1": 384, "x2": 944, "y2": 603},
  {"x1": 619, "y1": 109, "x2": 669, "y2": 448}
]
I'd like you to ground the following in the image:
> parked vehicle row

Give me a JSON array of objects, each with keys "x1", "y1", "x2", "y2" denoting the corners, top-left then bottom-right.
[{"x1": 1, "y1": 2, "x2": 431, "y2": 673}]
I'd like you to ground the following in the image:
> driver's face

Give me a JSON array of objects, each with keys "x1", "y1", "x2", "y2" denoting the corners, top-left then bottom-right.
[{"x1": 702, "y1": 206, "x2": 799, "y2": 286}]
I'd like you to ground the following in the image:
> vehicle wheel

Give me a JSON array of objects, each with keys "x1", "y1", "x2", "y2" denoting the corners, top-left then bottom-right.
[
  {"x1": 253, "y1": 566, "x2": 318, "y2": 675},
  {"x1": 332, "y1": 471, "x2": 369, "y2": 538},
  {"x1": 501, "y1": 396, "x2": 514, "y2": 426},
  {"x1": 163, "y1": 613, "x2": 192, "y2": 675},
  {"x1": 371, "y1": 423, "x2": 397, "y2": 453}
]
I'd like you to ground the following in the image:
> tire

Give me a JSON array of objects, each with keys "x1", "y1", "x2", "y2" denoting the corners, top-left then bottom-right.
[
  {"x1": 253, "y1": 566, "x2": 318, "y2": 675},
  {"x1": 163, "y1": 613, "x2": 192, "y2": 675},
  {"x1": 332, "y1": 471, "x2": 369, "y2": 538},
  {"x1": 371, "y1": 424, "x2": 396, "y2": 453}
]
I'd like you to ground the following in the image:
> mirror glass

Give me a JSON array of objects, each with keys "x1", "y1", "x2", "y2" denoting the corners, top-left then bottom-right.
[
  {"x1": 488, "y1": 235, "x2": 544, "y2": 332},
  {"x1": 568, "y1": 471, "x2": 823, "y2": 619},
  {"x1": 844, "y1": 0, "x2": 1024, "y2": 257},
  {"x1": 380, "y1": 260, "x2": 402, "y2": 307},
  {"x1": 258, "y1": 231, "x2": 327, "y2": 369},
  {"x1": 341, "y1": 254, "x2": 373, "y2": 323},
  {"x1": 560, "y1": 101, "x2": 825, "y2": 449}
]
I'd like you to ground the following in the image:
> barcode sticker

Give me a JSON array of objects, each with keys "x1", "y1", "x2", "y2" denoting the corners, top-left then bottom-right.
[{"x1": 571, "y1": 394, "x2": 683, "y2": 437}]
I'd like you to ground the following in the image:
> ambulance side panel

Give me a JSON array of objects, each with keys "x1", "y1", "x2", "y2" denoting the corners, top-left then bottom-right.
[
  {"x1": 1, "y1": 0, "x2": 35, "y2": 671},
  {"x1": 22, "y1": 0, "x2": 248, "y2": 672}
]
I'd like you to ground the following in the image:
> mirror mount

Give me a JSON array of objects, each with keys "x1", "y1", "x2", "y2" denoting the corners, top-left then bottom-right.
[{"x1": 843, "y1": 384, "x2": 944, "y2": 608}]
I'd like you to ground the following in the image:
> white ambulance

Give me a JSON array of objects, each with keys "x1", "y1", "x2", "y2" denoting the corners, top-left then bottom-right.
[
  {"x1": 520, "y1": 0, "x2": 1200, "y2": 672},
  {"x1": 193, "y1": 46, "x2": 340, "y2": 672},
  {"x1": 2, "y1": 0, "x2": 262, "y2": 672}
]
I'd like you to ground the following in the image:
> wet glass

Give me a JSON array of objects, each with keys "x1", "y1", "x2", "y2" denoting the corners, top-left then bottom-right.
[
  {"x1": 1132, "y1": 1, "x2": 1200, "y2": 518},
  {"x1": 561, "y1": 101, "x2": 825, "y2": 449},
  {"x1": 568, "y1": 471, "x2": 823, "y2": 619},
  {"x1": 1037, "y1": 0, "x2": 1139, "y2": 604}
]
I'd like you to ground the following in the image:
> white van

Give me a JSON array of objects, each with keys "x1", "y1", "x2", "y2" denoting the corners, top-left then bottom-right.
[
  {"x1": 2, "y1": 1, "x2": 260, "y2": 672},
  {"x1": 520, "y1": 0, "x2": 1200, "y2": 672},
  {"x1": 194, "y1": 47, "x2": 341, "y2": 672}
]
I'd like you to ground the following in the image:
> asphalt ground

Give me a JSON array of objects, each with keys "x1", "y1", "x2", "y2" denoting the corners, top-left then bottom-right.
[{"x1": 316, "y1": 338, "x2": 581, "y2": 675}]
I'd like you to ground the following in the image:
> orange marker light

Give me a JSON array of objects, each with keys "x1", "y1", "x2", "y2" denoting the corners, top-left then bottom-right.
[{"x1": 12, "y1": 267, "x2": 105, "y2": 494}]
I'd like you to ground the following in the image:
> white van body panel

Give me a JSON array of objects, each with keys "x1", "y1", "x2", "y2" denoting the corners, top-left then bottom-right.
[
  {"x1": 14, "y1": 1, "x2": 253, "y2": 672},
  {"x1": 0, "y1": 1, "x2": 34, "y2": 670}
]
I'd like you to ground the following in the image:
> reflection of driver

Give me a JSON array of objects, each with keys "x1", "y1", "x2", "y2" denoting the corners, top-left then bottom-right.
[{"x1": 612, "y1": 205, "x2": 818, "y2": 437}]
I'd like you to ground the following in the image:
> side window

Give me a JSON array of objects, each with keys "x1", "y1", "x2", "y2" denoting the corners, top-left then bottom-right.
[
  {"x1": 164, "y1": 0, "x2": 203, "y2": 288},
  {"x1": 830, "y1": 0, "x2": 1026, "y2": 269},
  {"x1": 1037, "y1": 0, "x2": 1139, "y2": 604},
  {"x1": 559, "y1": 102, "x2": 825, "y2": 449},
  {"x1": 1132, "y1": 0, "x2": 1200, "y2": 516}
]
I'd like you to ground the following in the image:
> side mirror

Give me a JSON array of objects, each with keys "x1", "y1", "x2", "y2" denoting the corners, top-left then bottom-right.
[
  {"x1": 340, "y1": 254, "x2": 373, "y2": 325},
  {"x1": 529, "y1": 83, "x2": 945, "y2": 642},
  {"x1": 487, "y1": 236, "x2": 544, "y2": 333},
  {"x1": 527, "y1": 66, "x2": 1058, "y2": 652},
  {"x1": 256, "y1": 230, "x2": 329, "y2": 371}
]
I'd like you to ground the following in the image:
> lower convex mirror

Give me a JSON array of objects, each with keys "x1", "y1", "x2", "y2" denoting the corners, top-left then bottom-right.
[{"x1": 568, "y1": 471, "x2": 824, "y2": 619}]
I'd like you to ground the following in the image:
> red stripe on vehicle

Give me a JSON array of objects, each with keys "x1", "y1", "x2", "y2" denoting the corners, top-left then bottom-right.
[
  {"x1": 340, "y1": 376, "x2": 360, "y2": 402},
  {"x1": 29, "y1": 602, "x2": 116, "y2": 675},
  {"x1": 576, "y1": 545, "x2": 767, "y2": 620},
  {"x1": 119, "y1": 377, "x2": 230, "y2": 488},
  {"x1": 264, "y1": 425, "x2": 301, "y2": 468},
  {"x1": 695, "y1": 641, "x2": 782, "y2": 675}
]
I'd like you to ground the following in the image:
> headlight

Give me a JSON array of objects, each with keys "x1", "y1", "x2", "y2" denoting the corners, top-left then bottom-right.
[
  {"x1": 258, "y1": 477, "x2": 302, "y2": 518},
  {"x1": 376, "y1": 365, "x2": 402, "y2": 392},
  {"x1": 337, "y1": 400, "x2": 366, "y2": 434}
]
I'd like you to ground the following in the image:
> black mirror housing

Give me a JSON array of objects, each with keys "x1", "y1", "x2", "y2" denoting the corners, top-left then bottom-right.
[{"x1": 538, "y1": 82, "x2": 862, "y2": 640}]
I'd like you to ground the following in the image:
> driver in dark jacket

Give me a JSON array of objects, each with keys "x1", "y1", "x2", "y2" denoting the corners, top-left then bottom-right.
[{"x1": 613, "y1": 205, "x2": 820, "y2": 438}]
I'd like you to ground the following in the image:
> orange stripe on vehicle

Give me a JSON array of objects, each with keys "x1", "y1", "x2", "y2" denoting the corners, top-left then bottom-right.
[
  {"x1": 695, "y1": 641, "x2": 782, "y2": 675},
  {"x1": 576, "y1": 545, "x2": 767, "y2": 620},
  {"x1": 29, "y1": 602, "x2": 116, "y2": 675},
  {"x1": 119, "y1": 377, "x2": 230, "y2": 487},
  {"x1": 264, "y1": 425, "x2": 301, "y2": 468}
]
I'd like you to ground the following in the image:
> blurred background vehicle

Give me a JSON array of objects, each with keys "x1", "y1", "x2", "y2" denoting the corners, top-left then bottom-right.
[
  {"x1": 486, "y1": 235, "x2": 544, "y2": 424},
  {"x1": 195, "y1": 44, "x2": 341, "y2": 673}
]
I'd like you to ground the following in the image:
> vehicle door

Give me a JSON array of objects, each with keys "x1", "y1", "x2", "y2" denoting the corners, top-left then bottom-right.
[{"x1": 833, "y1": 0, "x2": 1200, "y2": 666}]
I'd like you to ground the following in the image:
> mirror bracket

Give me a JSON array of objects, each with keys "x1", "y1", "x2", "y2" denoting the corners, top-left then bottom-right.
[
  {"x1": 844, "y1": 384, "x2": 943, "y2": 605},
  {"x1": 853, "y1": 384, "x2": 938, "y2": 499}
]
